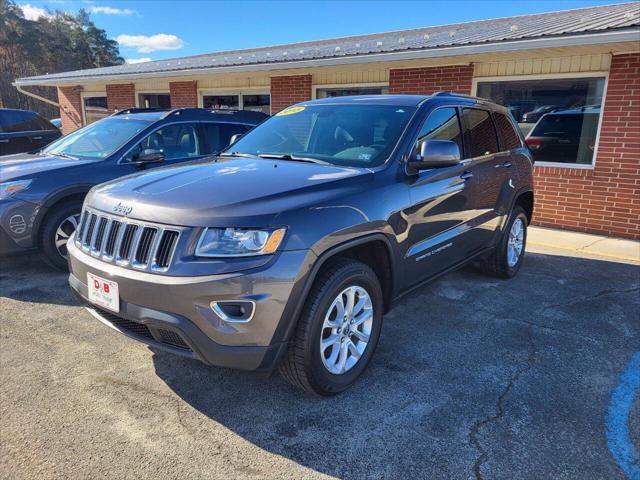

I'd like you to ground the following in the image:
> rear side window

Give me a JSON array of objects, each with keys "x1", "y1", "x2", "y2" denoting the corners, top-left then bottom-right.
[
  {"x1": 414, "y1": 107, "x2": 462, "y2": 157},
  {"x1": 203, "y1": 123, "x2": 250, "y2": 153},
  {"x1": 461, "y1": 108, "x2": 499, "y2": 158},
  {"x1": 493, "y1": 112, "x2": 522, "y2": 150},
  {"x1": 0, "y1": 111, "x2": 53, "y2": 132}
]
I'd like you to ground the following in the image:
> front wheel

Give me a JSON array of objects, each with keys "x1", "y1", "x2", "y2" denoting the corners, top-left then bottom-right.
[
  {"x1": 279, "y1": 258, "x2": 384, "y2": 395},
  {"x1": 39, "y1": 202, "x2": 82, "y2": 271},
  {"x1": 480, "y1": 205, "x2": 528, "y2": 278}
]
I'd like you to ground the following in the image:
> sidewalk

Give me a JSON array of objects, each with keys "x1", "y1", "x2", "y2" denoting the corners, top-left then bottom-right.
[{"x1": 527, "y1": 226, "x2": 640, "y2": 265}]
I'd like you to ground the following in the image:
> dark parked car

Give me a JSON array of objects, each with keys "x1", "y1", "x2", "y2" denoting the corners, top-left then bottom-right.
[
  {"x1": 0, "y1": 108, "x2": 61, "y2": 155},
  {"x1": 0, "y1": 107, "x2": 267, "y2": 269},
  {"x1": 525, "y1": 106, "x2": 600, "y2": 164},
  {"x1": 521, "y1": 105, "x2": 558, "y2": 123},
  {"x1": 67, "y1": 93, "x2": 534, "y2": 395}
]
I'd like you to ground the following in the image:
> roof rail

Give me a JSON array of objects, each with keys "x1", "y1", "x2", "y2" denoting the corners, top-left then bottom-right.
[
  {"x1": 162, "y1": 107, "x2": 268, "y2": 119},
  {"x1": 431, "y1": 91, "x2": 473, "y2": 98},
  {"x1": 112, "y1": 107, "x2": 168, "y2": 116}
]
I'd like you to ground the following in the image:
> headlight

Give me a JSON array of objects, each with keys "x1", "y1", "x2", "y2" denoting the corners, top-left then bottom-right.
[
  {"x1": 0, "y1": 180, "x2": 32, "y2": 200},
  {"x1": 195, "y1": 227, "x2": 286, "y2": 257}
]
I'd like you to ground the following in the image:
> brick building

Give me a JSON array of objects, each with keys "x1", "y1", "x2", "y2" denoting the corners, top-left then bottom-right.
[{"x1": 14, "y1": 4, "x2": 640, "y2": 238}]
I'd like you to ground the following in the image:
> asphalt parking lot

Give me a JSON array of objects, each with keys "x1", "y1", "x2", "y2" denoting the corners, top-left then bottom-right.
[{"x1": 1, "y1": 248, "x2": 638, "y2": 479}]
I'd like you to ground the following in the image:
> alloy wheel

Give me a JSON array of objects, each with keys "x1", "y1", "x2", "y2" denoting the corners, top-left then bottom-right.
[
  {"x1": 55, "y1": 213, "x2": 81, "y2": 259},
  {"x1": 507, "y1": 218, "x2": 524, "y2": 267},
  {"x1": 319, "y1": 285, "x2": 373, "y2": 375}
]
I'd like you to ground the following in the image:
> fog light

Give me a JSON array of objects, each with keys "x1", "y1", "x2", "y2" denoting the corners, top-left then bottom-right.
[{"x1": 210, "y1": 301, "x2": 255, "y2": 323}]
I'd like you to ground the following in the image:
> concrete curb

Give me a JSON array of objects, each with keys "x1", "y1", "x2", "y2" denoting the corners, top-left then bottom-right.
[{"x1": 528, "y1": 226, "x2": 640, "y2": 264}]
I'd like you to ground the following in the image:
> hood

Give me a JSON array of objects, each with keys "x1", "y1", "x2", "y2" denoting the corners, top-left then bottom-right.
[
  {"x1": 0, "y1": 152, "x2": 96, "y2": 182},
  {"x1": 87, "y1": 157, "x2": 372, "y2": 226}
]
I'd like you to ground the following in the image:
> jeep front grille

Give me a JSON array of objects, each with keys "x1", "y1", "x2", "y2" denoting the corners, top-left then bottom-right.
[{"x1": 76, "y1": 208, "x2": 180, "y2": 272}]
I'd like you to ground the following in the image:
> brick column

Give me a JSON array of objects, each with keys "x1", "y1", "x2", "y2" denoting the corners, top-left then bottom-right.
[
  {"x1": 106, "y1": 83, "x2": 135, "y2": 113},
  {"x1": 169, "y1": 81, "x2": 198, "y2": 108},
  {"x1": 270, "y1": 75, "x2": 312, "y2": 114},
  {"x1": 57, "y1": 86, "x2": 82, "y2": 135},
  {"x1": 532, "y1": 53, "x2": 640, "y2": 239},
  {"x1": 389, "y1": 65, "x2": 473, "y2": 95}
]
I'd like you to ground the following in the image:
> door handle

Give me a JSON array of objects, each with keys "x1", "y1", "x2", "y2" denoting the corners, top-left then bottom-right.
[
  {"x1": 32, "y1": 136, "x2": 43, "y2": 140},
  {"x1": 495, "y1": 161, "x2": 512, "y2": 168},
  {"x1": 460, "y1": 171, "x2": 474, "y2": 180},
  {"x1": 0, "y1": 139, "x2": 8, "y2": 143}
]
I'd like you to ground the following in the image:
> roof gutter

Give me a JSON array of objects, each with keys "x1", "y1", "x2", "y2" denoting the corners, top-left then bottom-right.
[
  {"x1": 13, "y1": 28, "x2": 640, "y2": 87},
  {"x1": 15, "y1": 84, "x2": 60, "y2": 107}
]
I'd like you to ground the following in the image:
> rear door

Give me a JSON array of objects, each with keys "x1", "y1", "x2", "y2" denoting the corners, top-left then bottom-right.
[
  {"x1": 201, "y1": 122, "x2": 251, "y2": 154},
  {"x1": 25, "y1": 113, "x2": 61, "y2": 151},
  {"x1": 458, "y1": 107, "x2": 506, "y2": 249},
  {"x1": 0, "y1": 111, "x2": 32, "y2": 155}
]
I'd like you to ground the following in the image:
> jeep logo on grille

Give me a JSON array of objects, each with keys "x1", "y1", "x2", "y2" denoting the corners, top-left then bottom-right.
[{"x1": 113, "y1": 202, "x2": 133, "y2": 216}]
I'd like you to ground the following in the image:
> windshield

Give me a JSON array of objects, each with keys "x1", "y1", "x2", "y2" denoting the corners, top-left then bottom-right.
[
  {"x1": 225, "y1": 104, "x2": 417, "y2": 167},
  {"x1": 43, "y1": 117, "x2": 150, "y2": 159}
]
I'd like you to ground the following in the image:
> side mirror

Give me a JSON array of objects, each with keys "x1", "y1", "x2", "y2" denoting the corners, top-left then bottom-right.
[
  {"x1": 134, "y1": 148, "x2": 164, "y2": 164},
  {"x1": 408, "y1": 139, "x2": 461, "y2": 172},
  {"x1": 229, "y1": 133, "x2": 243, "y2": 145}
]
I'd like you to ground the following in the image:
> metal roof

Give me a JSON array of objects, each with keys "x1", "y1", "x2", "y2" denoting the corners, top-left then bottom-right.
[{"x1": 15, "y1": 3, "x2": 640, "y2": 85}]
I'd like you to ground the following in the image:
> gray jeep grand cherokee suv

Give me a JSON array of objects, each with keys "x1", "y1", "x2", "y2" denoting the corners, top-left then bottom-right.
[{"x1": 68, "y1": 93, "x2": 534, "y2": 395}]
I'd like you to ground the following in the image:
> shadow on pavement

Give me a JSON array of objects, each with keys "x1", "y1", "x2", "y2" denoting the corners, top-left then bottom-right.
[
  {"x1": 0, "y1": 254, "x2": 75, "y2": 306},
  {"x1": 151, "y1": 252, "x2": 640, "y2": 479}
]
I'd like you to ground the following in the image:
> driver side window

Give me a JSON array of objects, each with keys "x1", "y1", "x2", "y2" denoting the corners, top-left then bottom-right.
[
  {"x1": 414, "y1": 108, "x2": 462, "y2": 158},
  {"x1": 125, "y1": 123, "x2": 200, "y2": 162}
]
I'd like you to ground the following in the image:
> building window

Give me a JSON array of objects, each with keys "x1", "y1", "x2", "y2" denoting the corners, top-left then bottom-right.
[
  {"x1": 476, "y1": 76, "x2": 605, "y2": 166},
  {"x1": 82, "y1": 96, "x2": 108, "y2": 124},
  {"x1": 242, "y1": 94, "x2": 270, "y2": 115},
  {"x1": 139, "y1": 93, "x2": 170, "y2": 109},
  {"x1": 202, "y1": 92, "x2": 270, "y2": 114},
  {"x1": 316, "y1": 86, "x2": 389, "y2": 98}
]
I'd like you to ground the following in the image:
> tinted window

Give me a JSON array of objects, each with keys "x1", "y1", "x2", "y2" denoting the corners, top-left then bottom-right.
[
  {"x1": 228, "y1": 104, "x2": 416, "y2": 168},
  {"x1": 414, "y1": 107, "x2": 462, "y2": 157},
  {"x1": 125, "y1": 123, "x2": 200, "y2": 162},
  {"x1": 494, "y1": 112, "x2": 521, "y2": 150},
  {"x1": 0, "y1": 111, "x2": 53, "y2": 132},
  {"x1": 203, "y1": 123, "x2": 249, "y2": 153},
  {"x1": 461, "y1": 109, "x2": 499, "y2": 158}
]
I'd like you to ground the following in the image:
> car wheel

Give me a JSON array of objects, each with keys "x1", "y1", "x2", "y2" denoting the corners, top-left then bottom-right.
[
  {"x1": 39, "y1": 202, "x2": 82, "y2": 271},
  {"x1": 480, "y1": 205, "x2": 528, "y2": 278},
  {"x1": 279, "y1": 257, "x2": 384, "y2": 395}
]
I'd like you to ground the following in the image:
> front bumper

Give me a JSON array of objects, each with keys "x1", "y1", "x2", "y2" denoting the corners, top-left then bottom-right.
[{"x1": 67, "y1": 239, "x2": 313, "y2": 371}]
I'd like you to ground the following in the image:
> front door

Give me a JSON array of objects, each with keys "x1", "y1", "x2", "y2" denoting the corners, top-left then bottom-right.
[
  {"x1": 120, "y1": 122, "x2": 207, "y2": 173},
  {"x1": 400, "y1": 106, "x2": 481, "y2": 288}
]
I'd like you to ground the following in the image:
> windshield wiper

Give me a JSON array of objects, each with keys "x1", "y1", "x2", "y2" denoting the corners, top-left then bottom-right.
[
  {"x1": 50, "y1": 152, "x2": 79, "y2": 160},
  {"x1": 219, "y1": 152, "x2": 259, "y2": 159},
  {"x1": 256, "y1": 153, "x2": 331, "y2": 165}
]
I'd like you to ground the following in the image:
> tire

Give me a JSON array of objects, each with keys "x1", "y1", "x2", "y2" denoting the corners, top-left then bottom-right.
[
  {"x1": 480, "y1": 205, "x2": 528, "y2": 278},
  {"x1": 279, "y1": 257, "x2": 384, "y2": 395},
  {"x1": 39, "y1": 201, "x2": 83, "y2": 271}
]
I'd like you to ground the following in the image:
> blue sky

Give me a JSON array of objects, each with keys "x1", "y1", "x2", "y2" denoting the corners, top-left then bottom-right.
[{"x1": 18, "y1": 0, "x2": 631, "y2": 63}]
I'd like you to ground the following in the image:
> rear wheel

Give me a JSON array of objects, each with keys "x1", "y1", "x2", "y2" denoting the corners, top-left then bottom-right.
[
  {"x1": 39, "y1": 202, "x2": 82, "y2": 271},
  {"x1": 480, "y1": 205, "x2": 528, "y2": 278},
  {"x1": 279, "y1": 258, "x2": 383, "y2": 395}
]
